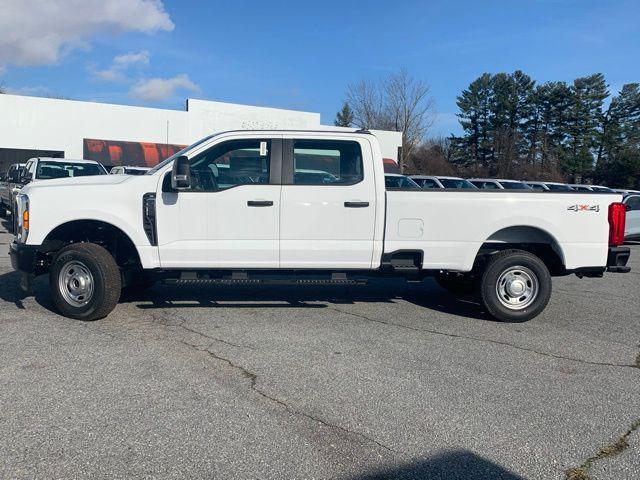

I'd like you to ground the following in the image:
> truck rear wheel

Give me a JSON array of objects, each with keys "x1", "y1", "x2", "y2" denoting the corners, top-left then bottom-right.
[
  {"x1": 50, "y1": 243, "x2": 121, "y2": 321},
  {"x1": 480, "y1": 249, "x2": 551, "y2": 322}
]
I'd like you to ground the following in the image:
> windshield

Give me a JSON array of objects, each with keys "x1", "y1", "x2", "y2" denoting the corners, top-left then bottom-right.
[
  {"x1": 438, "y1": 178, "x2": 476, "y2": 189},
  {"x1": 147, "y1": 135, "x2": 215, "y2": 174},
  {"x1": 385, "y1": 175, "x2": 421, "y2": 189},
  {"x1": 36, "y1": 161, "x2": 106, "y2": 179},
  {"x1": 499, "y1": 181, "x2": 531, "y2": 190},
  {"x1": 547, "y1": 183, "x2": 574, "y2": 191}
]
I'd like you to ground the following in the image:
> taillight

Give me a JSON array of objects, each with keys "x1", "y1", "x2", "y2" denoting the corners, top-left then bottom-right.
[{"x1": 608, "y1": 202, "x2": 626, "y2": 246}]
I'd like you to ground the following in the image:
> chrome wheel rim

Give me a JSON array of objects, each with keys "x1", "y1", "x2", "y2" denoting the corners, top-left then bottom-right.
[
  {"x1": 495, "y1": 266, "x2": 538, "y2": 310},
  {"x1": 59, "y1": 260, "x2": 94, "y2": 307}
]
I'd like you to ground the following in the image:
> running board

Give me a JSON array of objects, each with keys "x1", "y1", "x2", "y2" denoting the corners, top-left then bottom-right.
[{"x1": 164, "y1": 272, "x2": 368, "y2": 286}]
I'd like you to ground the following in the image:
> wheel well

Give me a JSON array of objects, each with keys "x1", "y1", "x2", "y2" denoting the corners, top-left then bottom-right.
[
  {"x1": 42, "y1": 220, "x2": 141, "y2": 269},
  {"x1": 477, "y1": 226, "x2": 565, "y2": 275}
]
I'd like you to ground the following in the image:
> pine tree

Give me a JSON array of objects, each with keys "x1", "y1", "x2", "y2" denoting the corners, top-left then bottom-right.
[
  {"x1": 565, "y1": 73, "x2": 608, "y2": 179},
  {"x1": 334, "y1": 102, "x2": 354, "y2": 127},
  {"x1": 455, "y1": 73, "x2": 493, "y2": 170}
]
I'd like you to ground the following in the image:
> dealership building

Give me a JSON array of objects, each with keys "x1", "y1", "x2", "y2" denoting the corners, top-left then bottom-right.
[{"x1": 0, "y1": 94, "x2": 401, "y2": 172}]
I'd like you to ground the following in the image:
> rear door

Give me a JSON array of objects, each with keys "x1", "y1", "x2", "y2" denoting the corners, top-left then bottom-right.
[{"x1": 279, "y1": 136, "x2": 377, "y2": 268}]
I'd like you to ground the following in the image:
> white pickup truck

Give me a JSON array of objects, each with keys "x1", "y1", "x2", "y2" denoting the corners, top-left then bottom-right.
[{"x1": 9, "y1": 130, "x2": 630, "y2": 322}]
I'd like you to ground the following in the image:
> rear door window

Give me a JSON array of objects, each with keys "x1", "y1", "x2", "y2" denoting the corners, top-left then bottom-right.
[{"x1": 292, "y1": 140, "x2": 363, "y2": 185}]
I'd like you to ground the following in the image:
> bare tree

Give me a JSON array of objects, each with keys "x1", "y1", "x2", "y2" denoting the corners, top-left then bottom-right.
[
  {"x1": 346, "y1": 79, "x2": 383, "y2": 130},
  {"x1": 408, "y1": 137, "x2": 456, "y2": 175},
  {"x1": 346, "y1": 69, "x2": 435, "y2": 172}
]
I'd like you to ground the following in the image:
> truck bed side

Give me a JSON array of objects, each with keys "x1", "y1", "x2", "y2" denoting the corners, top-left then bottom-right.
[{"x1": 384, "y1": 190, "x2": 621, "y2": 271}]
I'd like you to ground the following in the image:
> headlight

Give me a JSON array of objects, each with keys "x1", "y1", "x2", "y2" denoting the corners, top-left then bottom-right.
[{"x1": 15, "y1": 194, "x2": 29, "y2": 243}]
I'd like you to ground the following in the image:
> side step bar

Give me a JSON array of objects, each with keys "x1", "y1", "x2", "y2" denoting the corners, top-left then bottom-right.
[{"x1": 163, "y1": 272, "x2": 368, "y2": 286}]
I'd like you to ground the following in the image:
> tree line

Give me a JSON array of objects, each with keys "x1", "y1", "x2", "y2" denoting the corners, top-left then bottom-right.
[{"x1": 337, "y1": 70, "x2": 640, "y2": 188}]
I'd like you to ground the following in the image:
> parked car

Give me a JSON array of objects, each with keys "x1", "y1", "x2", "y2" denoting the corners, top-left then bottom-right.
[
  {"x1": 21, "y1": 158, "x2": 108, "y2": 184},
  {"x1": 569, "y1": 184, "x2": 616, "y2": 193},
  {"x1": 469, "y1": 178, "x2": 532, "y2": 190},
  {"x1": 613, "y1": 188, "x2": 640, "y2": 196},
  {"x1": 0, "y1": 163, "x2": 25, "y2": 218},
  {"x1": 9, "y1": 130, "x2": 630, "y2": 323},
  {"x1": 410, "y1": 175, "x2": 476, "y2": 189},
  {"x1": 385, "y1": 173, "x2": 421, "y2": 189},
  {"x1": 623, "y1": 194, "x2": 640, "y2": 240},
  {"x1": 524, "y1": 181, "x2": 575, "y2": 192},
  {"x1": 110, "y1": 166, "x2": 150, "y2": 175}
]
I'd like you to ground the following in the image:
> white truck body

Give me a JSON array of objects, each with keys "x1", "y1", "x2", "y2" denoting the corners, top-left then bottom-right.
[{"x1": 10, "y1": 130, "x2": 631, "y2": 321}]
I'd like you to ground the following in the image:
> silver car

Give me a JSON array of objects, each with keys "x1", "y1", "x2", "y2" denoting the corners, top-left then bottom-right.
[
  {"x1": 469, "y1": 178, "x2": 532, "y2": 190},
  {"x1": 525, "y1": 181, "x2": 575, "y2": 192},
  {"x1": 624, "y1": 194, "x2": 640, "y2": 241},
  {"x1": 410, "y1": 175, "x2": 476, "y2": 189}
]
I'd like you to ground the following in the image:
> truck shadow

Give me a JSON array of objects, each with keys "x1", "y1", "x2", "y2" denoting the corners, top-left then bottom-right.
[
  {"x1": 0, "y1": 271, "x2": 492, "y2": 321},
  {"x1": 347, "y1": 449, "x2": 524, "y2": 480},
  {"x1": 128, "y1": 278, "x2": 492, "y2": 321}
]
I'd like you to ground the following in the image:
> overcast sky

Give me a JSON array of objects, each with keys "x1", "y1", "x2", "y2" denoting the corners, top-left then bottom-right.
[{"x1": 1, "y1": 0, "x2": 639, "y2": 137}]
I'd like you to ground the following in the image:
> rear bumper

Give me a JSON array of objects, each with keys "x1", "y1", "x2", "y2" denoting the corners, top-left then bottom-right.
[{"x1": 607, "y1": 246, "x2": 631, "y2": 273}]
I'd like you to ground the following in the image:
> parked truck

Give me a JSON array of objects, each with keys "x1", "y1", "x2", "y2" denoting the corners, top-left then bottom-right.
[
  {"x1": 0, "y1": 163, "x2": 25, "y2": 220},
  {"x1": 10, "y1": 130, "x2": 630, "y2": 322}
]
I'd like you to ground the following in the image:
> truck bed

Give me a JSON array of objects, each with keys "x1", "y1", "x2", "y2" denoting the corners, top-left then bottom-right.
[{"x1": 384, "y1": 190, "x2": 621, "y2": 271}]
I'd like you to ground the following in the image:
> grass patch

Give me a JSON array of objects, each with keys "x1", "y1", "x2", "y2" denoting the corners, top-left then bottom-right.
[{"x1": 565, "y1": 418, "x2": 640, "y2": 480}]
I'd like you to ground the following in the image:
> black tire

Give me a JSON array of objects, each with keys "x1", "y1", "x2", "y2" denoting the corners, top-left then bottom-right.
[
  {"x1": 50, "y1": 243, "x2": 121, "y2": 321},
  {"x1": 480, "y1": 249, "x2": 551, "y2": 322},
  {"x1": 435, "y1": 272, "x2": 478, "y2": 296}
]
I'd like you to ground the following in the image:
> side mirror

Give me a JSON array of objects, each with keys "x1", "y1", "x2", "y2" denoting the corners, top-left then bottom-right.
[{"x1": 171, "y1": 155, "x2": 192, "y2": 190}]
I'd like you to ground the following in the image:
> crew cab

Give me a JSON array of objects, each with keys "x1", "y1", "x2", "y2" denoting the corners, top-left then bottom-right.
[{"x1": 9, "y1": 130, "x2": 631, "y2": 322}]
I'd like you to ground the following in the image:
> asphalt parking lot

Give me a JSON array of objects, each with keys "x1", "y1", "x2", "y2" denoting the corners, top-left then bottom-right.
[{"x1": 0, "y1": 222, "x2": 638, "y2": 480}]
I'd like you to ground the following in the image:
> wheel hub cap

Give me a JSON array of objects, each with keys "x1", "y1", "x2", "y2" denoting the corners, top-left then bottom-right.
[
  {"x1": 59, "y1": 260, "x2": 94, "y2": 307},
  {"x1": 496, "y1": 266, "x2": 538, "y2": 310}
]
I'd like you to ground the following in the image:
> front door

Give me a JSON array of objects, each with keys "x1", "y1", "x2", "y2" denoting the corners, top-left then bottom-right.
[
  {"x1": 156, "y1": 137, "x2": 282, "y2": 268},
  {"x1": 279, "y1": 137, "x2": 377, "y2": 269}
]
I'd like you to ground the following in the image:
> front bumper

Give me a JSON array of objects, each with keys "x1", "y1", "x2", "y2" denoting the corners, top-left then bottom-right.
[
  {"x1": 9, "y1": 242, "x2": 44, "y2": 292},
  {"x1": 607, "y1": 246, "x2": 631, "y2": 273},
  {"x1": 9, "y1": 242, "x2": 40, "y2": 273}
]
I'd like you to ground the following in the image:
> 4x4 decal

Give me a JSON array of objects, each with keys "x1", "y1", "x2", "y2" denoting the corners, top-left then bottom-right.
[{"x1": 567, "y1": 204, "x2": 600, "y2": 212}]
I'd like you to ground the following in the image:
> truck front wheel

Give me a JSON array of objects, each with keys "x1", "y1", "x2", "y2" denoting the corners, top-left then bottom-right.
[
  {"x1": 480, "y1": 249, "x2": 551, "y2": 322},
  {"x1": 50, "y1": 243, "x2": 121, "y2": 321}
]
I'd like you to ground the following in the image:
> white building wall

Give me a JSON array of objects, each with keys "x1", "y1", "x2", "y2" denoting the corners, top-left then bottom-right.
[{"x1": 0, "y1": 94, "x2": 401, "y2": 161}]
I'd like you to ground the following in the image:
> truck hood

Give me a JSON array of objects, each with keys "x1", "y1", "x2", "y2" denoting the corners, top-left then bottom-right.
[{"x1": 22, "y1": 174, "x2": 133, "y2": 192}]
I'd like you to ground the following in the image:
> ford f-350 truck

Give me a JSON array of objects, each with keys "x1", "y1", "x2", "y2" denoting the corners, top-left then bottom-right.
[{"x1": 9, "y1": 130, "x2": 630, "y2": 321}]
